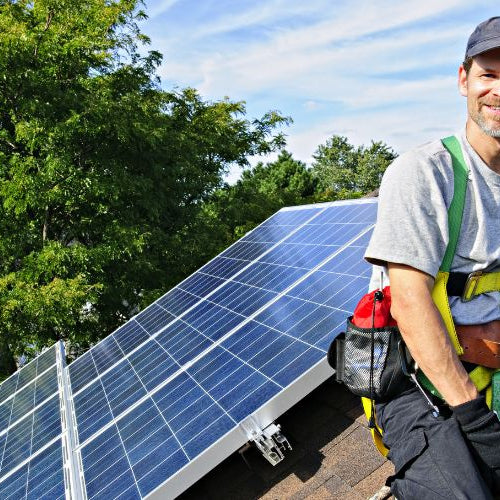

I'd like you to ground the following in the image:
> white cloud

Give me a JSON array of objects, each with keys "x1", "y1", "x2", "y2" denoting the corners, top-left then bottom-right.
[
  {"x1": 192, "y1": 0, "x2": 325, "y2": 40},
  {"x1": 192, "y1": 21, "x2": 465, "y2": 99},
  {"x1": 286, "y1": 93, "x2": 465, "y2": 164},
  {"x1": 304, "y1": 100, "x2": 320, "y2": 111},
  {"x1": 147, "y1": 0, "x2": 181, "y2": 19}
]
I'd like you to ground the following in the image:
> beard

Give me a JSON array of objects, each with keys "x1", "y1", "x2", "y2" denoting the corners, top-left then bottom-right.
[{"x1": 471, "y1": 103, "x2": 500, "y2": 138}]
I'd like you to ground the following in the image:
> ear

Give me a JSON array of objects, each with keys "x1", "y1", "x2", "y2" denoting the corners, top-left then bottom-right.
[{"x1": 458, "y1": 65, "x2": 468, "y2": 97}]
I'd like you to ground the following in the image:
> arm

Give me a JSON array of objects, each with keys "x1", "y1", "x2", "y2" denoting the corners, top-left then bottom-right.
[{"x1": 388, "y1": 262, "x2": 479, "y2": 406}]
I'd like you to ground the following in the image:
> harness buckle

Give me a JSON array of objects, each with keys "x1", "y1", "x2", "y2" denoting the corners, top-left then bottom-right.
[{"x1": 462, "y1": 271, "x2": 483, "y2": 302}]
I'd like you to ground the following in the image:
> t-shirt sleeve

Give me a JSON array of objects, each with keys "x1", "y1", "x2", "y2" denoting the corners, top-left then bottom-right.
[{"x1": 364, "y1": 147, "x2": 452, "y2": 278}]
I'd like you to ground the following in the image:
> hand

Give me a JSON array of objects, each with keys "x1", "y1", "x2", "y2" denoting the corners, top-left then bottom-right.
[{"x1": 452, "y1": 396, "x2": 500, "y2": 494}]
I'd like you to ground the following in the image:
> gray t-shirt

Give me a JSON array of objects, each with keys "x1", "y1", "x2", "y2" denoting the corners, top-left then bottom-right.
[{"x1": 365, "y1": 131, "x2": 500, "y2": 325}]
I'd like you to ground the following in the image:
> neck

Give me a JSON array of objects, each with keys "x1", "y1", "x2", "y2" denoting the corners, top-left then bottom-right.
[{"x1": 465, "y1": 120, "x2": 500, "y2": 173}]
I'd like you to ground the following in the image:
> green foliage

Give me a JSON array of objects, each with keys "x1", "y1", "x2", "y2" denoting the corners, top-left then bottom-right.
[
  {"x1": 0, "y1": 0, "x2": 287, "y2": 372},
  {"x1": 312, "y1": 135, "x2": 397, "y2": 199},
  {"x1": 0, "y1": 1, "x2": 398, "y2": 377}
]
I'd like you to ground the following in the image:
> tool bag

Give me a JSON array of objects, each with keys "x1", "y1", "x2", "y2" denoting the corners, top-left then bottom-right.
[{"x1": 327, "y1": 286, "x2": 412, "y2": 402}]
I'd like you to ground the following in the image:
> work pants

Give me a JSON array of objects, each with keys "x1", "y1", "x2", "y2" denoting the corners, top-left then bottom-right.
[{"x1": 376, "y1": 386, "x2": 497, "y2": 499}]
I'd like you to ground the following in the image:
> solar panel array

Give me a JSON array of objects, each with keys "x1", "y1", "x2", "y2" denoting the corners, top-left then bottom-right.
[{"x1": 0, "y1": 199, "x2": 377, "y2": 499}]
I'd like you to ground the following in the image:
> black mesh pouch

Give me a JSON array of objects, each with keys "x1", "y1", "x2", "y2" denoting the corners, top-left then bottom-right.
[{"x1": 327, "y1": 317, "x2": 412, "y2": 402}]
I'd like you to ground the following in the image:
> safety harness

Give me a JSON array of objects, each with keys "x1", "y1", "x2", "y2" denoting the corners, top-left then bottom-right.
[{"x1": 363, "y1": 135, "x2": 500, "y2": 457}]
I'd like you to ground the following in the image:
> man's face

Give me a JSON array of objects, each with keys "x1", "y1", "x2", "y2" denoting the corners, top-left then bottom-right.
[{"x1": 459, "y1": 47, "x2": 500, "y2": 138}]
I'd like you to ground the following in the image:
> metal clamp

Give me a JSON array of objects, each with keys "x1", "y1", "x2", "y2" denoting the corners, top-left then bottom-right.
[
  {"x1": 249, "y1": 423, "x2": 292, "y2": 466},
  {"x1": 398, "y1": 339, "x2": 440, "y2": 418},
  {"x1": 462, "y1": 270, "x2": 483, "y2": 302}
]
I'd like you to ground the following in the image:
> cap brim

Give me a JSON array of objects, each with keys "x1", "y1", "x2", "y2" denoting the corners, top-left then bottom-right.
[{"x1": 467, "y1": 36, "x2": 500, "y2": 57}]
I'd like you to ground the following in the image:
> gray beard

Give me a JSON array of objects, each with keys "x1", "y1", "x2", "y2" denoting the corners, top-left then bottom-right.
[{"x1": 475, "y1": 111, "x2": 500, "y2": 138}]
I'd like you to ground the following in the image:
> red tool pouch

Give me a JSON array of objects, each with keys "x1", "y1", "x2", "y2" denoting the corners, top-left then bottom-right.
[
  {"x1": 350, "y1": 286, "x2": 397, "y2": 328},
  {"x1": 328, "y1": 286, "x2": 412, "y2": 402}
]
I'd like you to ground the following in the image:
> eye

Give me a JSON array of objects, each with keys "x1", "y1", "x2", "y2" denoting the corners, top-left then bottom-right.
[{"x1": 481, "y1": 73, "x2": 496, "y2": 79}]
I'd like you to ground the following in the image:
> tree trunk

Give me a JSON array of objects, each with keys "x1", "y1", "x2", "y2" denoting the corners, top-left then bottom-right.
[{"x1": 0, "y1": 336, "x2": 17, "y2": 380}]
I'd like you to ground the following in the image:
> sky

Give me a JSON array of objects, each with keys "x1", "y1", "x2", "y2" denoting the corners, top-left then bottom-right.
[{"x1": 140, "y1": 1, "x2": 499, "y2": 183}]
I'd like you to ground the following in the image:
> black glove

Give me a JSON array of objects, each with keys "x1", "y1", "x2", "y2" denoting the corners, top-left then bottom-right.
[{"x1": 452, "y1": 396, "x2": 500, "y2": 494}]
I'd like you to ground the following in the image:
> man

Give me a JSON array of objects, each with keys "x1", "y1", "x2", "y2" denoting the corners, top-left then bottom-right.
[{"x1": 365, "y1": 17, "x2": 500, "y2": 499}]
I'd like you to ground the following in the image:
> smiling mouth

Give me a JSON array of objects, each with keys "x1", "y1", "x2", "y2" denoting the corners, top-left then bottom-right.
[{"x1": 483, "y1": 104, "x2": 500, "y2": 116}]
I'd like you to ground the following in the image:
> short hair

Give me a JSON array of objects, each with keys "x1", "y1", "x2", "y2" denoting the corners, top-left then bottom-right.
[{"x1": 463, "y1": 56, "x2": 473, "y2": 74}]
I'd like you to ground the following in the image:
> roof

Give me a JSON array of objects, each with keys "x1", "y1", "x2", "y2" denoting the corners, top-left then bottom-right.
[{"x1": 179, "y1": 378, "x2": 394, "y2": 499}]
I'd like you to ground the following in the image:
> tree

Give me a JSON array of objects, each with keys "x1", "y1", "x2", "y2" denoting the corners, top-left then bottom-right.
[
  {"x1": 0, "y1": 0, "x2": 287, "y2": 375},
  {"x1": 312, "y1": 135, "x2": 397, "y2": 199}
]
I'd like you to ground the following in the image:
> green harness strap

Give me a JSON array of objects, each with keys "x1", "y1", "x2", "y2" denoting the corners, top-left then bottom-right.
[{"x1": 440, "y1": 135, "x2": 469, "y2": 273}]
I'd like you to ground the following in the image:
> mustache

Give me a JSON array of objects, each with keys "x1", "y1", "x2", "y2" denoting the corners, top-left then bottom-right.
[{"x1": 481, "y1": 100, "x2": 500, "y2": 107}]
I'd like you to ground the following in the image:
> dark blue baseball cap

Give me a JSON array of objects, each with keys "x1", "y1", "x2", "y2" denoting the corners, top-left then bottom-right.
[{"x1": 466, "y1": 17, "x2": 500, "y2": 58}]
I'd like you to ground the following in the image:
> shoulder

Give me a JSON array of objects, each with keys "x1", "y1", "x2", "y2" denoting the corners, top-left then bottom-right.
[
  {"x1": 380, "y1": 139, "x2": 454, "y2": 203},
  {"x1": 386, "y1": 139, "x2": 451, "y2": 177}
]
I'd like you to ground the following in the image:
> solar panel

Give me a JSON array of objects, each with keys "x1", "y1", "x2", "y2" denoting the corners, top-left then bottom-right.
[
  {"x1": 0, "y1": 198, "x2": 377, "y2": 499},
  {"x1": 0, "y1": 343, "x2": 67, "y2": 499}
]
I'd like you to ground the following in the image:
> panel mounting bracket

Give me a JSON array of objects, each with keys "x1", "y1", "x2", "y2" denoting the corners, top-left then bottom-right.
[{"x1": 248, "y1": 423, "x2": 292, "y2": 466}]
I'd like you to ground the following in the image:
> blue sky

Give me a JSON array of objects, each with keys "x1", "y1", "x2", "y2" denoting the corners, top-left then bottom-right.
[{"x1": 140, "y1": 1, "x2": 499, "y2": 182}]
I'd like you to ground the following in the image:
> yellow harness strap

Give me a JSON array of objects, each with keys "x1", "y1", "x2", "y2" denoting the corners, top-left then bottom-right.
[
  {"x1": 462, "y1": 270, "x2": 500, "y2": 301},
  {"x1": 361, "y1": 397, "x2": 388, "y2": 457},
  {"x1": 432, "y1": 271, "x2": 464, "y2": 355},
  {"x1": 431, "y1": 272, "x2": 497, "y2": 409}
]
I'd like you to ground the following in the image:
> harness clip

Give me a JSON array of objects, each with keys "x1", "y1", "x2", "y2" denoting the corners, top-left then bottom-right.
[{"x1": 462, "y1": 271, "x2": 483, "y2": 302}]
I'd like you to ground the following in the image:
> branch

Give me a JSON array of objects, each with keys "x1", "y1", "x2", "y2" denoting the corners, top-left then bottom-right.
[
  {"x1": 42, "y1": 206, "x2": 49, "y2": 244},
  {"x1": 34, "y1": 10, "x2": 54, "y2": 58}
]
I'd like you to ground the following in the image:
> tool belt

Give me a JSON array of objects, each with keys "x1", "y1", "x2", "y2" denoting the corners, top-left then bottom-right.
[
  {"x1": 456, "y1": 320, "x2": 500, "y2": 368},
  {"x1": 445, "y1": 269, "x2": 500, "y2": 368}
]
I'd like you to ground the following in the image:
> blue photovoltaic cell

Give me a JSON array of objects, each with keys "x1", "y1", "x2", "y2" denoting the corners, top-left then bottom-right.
[
  {"x1": 0, "y1": 376, "x2": 18, "y2": 408},
  {"x1": 81, "y1": 425, "x2": 142, "y2": 499},
  {"x1": 177, "y1": 273, "x2": 226, "y2": 297},
  {"x1": 219, "y1": 241, "x2": 274, "y2": 262},
  {"x1": 34, "y1": 347, "x2": 58, "y2": 378},
  {"x1": 69, "y1": 323, "x2": 153, "y2": 395},
  {"x1": 154, "y1": 287, "x2": 200, "y2": 317},
  {"x1": 134, "y1": 304, "x2": 176, "y2": 336},
  {"x1": 0, "y1": 345, "x2": 57, "y2": 409},
  {"x1": 207, "y1": 282, "x2": 277, "y2": 317},
  {"x1": 7, "y1": 366, "x2": 59, "y2": 426},
  {"x1": 0, "y1": 343, "x2": 62, "y2": 500},
  {"x1": 197, "y1": 256, "x2": 249, "y2": 280},
  {"x1": 0, "y1": 438, "x2": 65, "y2": 500},
  {"x1": 240, "y1": 223, "x2": 300, "y2": 243},
  {"x1": 68, "y1": 356, "x2": 98, "y2": 396},
  {"x1": 0, "y1": 395, "x2": 61, "y2": 479},
  {"x1": 128, "y1": 341, "x2": 177, "y2": 392},
  {"x1": 259, "y1": 207, "x2": 323, "y2": 227},
  {"x1": 68, "y1": 200, "x2": 378, "y2": 499},
  {"x1": 155, "y1": 322, "x2": 214, "y2": 366},
  {"x1": 17, "y1": 347, "x2": 56, "y2": 394},
  {"x1": 113, "y1": 321, "x2": 153, "y2": 356},
  {"x1": 179, "y1": 302, "x2": 245, "y2": 342},
  {"x1": 73, "y1": 382, "x2": 114, "y2": 444},
  {"x1": 25, "y1": 439, "x2": 65, "y2": 500}
]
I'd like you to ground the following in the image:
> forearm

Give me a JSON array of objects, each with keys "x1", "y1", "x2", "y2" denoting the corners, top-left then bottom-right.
[{"x1": 388, "y1": 264, "x2": 479, "y2": 406}]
